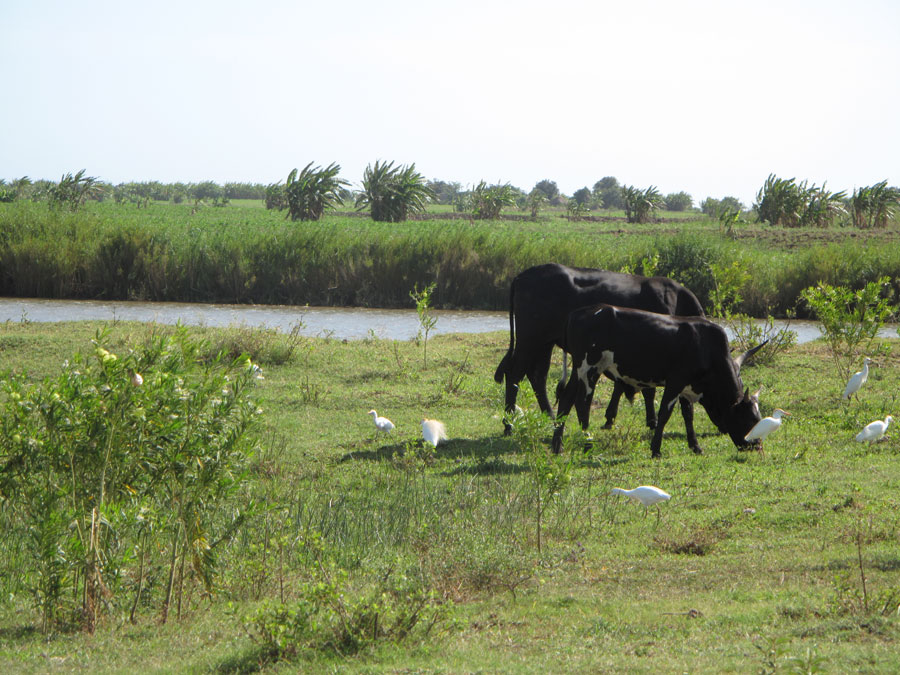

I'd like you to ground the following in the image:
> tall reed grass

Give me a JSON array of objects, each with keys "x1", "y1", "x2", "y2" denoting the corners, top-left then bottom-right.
[{"x1": 1, "y1": 201, "x2": 899, "y2": 317}]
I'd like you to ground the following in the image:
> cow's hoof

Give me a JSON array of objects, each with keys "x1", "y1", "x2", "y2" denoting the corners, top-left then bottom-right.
[
  {"x1": 602, "y1": 421, "x2": 614, "y2": 430},
  {"x1": 503, "y1": 424, "x2": 512, "y2": 436},
  {"x1": 691, "y1": 446, "x2": 704, "y2": 455},
  {"x1": 651, "y1": 451, "x2": 661, "y2": 459}
]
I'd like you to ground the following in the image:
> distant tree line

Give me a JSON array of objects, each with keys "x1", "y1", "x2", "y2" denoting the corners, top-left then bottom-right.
[
  {"x1": 2, "y1": 168, "x2": 897, "y2": 229},
  {"x1": 0, "y1": 175, "x2": 268, "y2": 209}
]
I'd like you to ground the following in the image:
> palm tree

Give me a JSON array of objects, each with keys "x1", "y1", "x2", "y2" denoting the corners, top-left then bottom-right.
[
  {"x1": 526, "y1": 189, "x2": 547, "y2": 219},
  {"x1": 284, "y1": 162, "x2": 347, "y2": 221},
  {"x1": 49, "y1": 170, "x2": 103, "y2": 210},
  {"x1": 850, "y1": 181, "x2": 900, "y2": 228},
  {"x1": 622, "y1": 185, "x2": 663, "y2": 223},
  {"x1": 355, "y1": 161, "x2": 433, "y2": 222},
  {"x1": 471, "y1": 180, "x2": 517, "y2": 220},
  {"x1": 801, "y1": 184, "x2": 846, "y2": 227}
]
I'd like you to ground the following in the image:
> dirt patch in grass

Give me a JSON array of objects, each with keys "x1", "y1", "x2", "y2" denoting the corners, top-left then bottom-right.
[{"x1": 653, "y1": 524, "x2": 729, "y2": 556}]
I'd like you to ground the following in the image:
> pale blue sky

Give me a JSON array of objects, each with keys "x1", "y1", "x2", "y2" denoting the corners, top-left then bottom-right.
[{"x1": 2, "y1": 0, "x2": 898, "y2": 206}]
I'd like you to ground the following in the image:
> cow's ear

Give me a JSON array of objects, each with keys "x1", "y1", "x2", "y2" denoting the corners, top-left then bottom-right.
[
  {"x1": 751, "y1": 387, "x2": 762, "y2": 401},
  {"x1": 743, "y1": 387, "x2": 750, "y2": 400}
]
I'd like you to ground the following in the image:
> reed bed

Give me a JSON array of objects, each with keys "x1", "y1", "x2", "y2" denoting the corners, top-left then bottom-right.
[{"x1": 2, "y1": 201, "x2": 899, "y2": 316}]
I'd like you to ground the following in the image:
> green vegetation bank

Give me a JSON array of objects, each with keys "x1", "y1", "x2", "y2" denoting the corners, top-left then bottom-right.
[{"x1": 2, "y1": 201, "x2": 900, "y2": 317}]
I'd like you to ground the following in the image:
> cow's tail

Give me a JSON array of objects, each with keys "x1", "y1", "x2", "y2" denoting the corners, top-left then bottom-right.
[{"x1": 493, "y1": 280, "x2": 516, "y2": 384}]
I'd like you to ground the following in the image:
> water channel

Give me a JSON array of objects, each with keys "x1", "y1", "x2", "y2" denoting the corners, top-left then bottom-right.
[{"x1": 1, "y1": 297, "x2": 897, "y2": 344}]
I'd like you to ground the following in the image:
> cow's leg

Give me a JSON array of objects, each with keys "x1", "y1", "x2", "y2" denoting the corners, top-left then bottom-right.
[
  {"x1": 604, "y1": 382, "x2": 656, "y2": 430},
  {"x1": 603, "y1": 379, "x2": 623, "y2": 429},
  {"x1": 642, "y1": 388, "x2": 658, "y2": 429},
  {"x1": 649, "y1": 384, "x2": 682, "y2": 459},
  {"x1": 551, "y1": 357, "x2": 589, "y2": 454},
  {"x1": 502, "y1": 351, "x2": 529, "y2": 435},
  {"x1": 502, "y1": 381, "x2": 519, "y2": 435},
  {"x1": 574, "y1": 368, "x2": 599, "y2": 431},
  {"x1": 526, "y1": 343, "x2": 556, "y2": 417},
  {"x1": 551, "y1": 375, "x2": 578, "y2": 454},
  {"x1": 679, "y1": 398, "x2": 702, "y2": 454}
]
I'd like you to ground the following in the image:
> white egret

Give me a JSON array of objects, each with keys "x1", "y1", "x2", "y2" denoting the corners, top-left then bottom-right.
[
  {"x1": 744, "y1": 408, "x2": 790, "y2": 444},
  {"x1": 855, "y1": 415, "x2": 892, "y2": 443},
  {"x1": 421, "y1": 418, "x2": 448, "y2": 447},
  {"x1": 842, "y1": 358, "x2": 873, "y2": 400},
  {"x1": 367, "y1": 410, "x2": 395, "y2": 434},
  {"x1": 610, "y1": 485, "x2": 671, "y2": 522}
]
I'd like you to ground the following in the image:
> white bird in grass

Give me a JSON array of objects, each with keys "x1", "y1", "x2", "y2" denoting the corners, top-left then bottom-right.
[
  {"x1": 610, "y1": 485, "x2": 671, "y2": 522},
  {"x1": 855, "y1": 415, "x2": 892, "y2": 443},
  {"x1": 367, "y1": 410, "x2": 395, "y2": 435},
  {"x1": 744, "y1": 408, "x2": 790, "y2": 444},
  {"x1": 842, "y1": 357, "x2": 873, "y2": 400},
  {"x1": 421, "y1": 418, "x2": 448, "y2": 447}
]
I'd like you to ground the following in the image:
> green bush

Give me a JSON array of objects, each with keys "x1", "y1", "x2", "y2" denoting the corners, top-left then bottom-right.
[
  {"x1": 245, "y1": 554, "x2": 452, "y2": 662},
  {"x1": 654, "y1": 234, "x2": 719, "y2": 309},
  {"x1": 0, "y1": 327, "x2": 262, "y2": 631},
  {"x1": 800, "y1": 277, "x2": 894, "y2": 384}
]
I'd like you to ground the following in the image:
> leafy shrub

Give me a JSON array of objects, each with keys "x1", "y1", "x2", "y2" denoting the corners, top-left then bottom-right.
[
  {"x1": 245, "y1": 556, "x2": 452, "y2": 662},
  {"x1": 512, "y1": 407, "x2": 575, "y2": 554},
  {"x1": 654, "y1": 235, "x2": 718, "y2": 309},
  {"x1": 725, "y1": 314, "x2": 797, "y2": 366},
  {"x1": 800, "y1": 277, "x2": 894, "y2": 383},
  {"x1": 410, "y1": 282, "x2": 437, "y2": 367},
  {"x1": 664, "y1": 191, "x2": 693, "y2": 211},
  {"x1": 145, "y1": 322, "x2": 306, "y2": 366},
  {"x1": 0, "y1": 327, "x2": 262, "y2": 631},
  {"x1": 471, "y1": 181, "x2": 517, "y2": 220}
]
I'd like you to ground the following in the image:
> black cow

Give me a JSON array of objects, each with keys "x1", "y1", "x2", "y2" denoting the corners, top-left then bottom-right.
[
  {"x1": 493, "y1": 263, "x2": 705, "y2": 434},
  {"x1": 551, "y1": 304, "x2": 764, "y2": 458}
]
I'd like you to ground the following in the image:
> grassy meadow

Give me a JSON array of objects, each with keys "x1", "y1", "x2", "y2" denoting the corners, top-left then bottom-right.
[
  {"x1": 1, "y1": 318, "x2": 899, "y2": 673},
  {"x1": 2, "y1": 200, "x2": 900, "y2": 316}
]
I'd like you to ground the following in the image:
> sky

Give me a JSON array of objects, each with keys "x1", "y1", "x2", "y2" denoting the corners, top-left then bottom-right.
[{"x1": 2, "y1": 0, "x2": 899, "y2": 207}]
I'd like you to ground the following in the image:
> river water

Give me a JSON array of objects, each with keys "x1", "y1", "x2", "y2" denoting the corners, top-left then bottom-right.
[{"x1": 0, "y1": 297, "x2": 896, "y2": 344}]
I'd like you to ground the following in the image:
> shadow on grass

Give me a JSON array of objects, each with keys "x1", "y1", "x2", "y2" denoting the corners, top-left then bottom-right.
[
  {"x1": 339, "y1": 443, "x2": 403, "y2": 463},
  {"x1": 340, "y1": 435, "x2": 522, "y2": 464},
  {"x1": 872, "y1": 556, "x2": 900, "y2": 572},
  {"x1": 214, "y1": 645, "x2": 267, "y2": 674},
  {"x1": 0, "y1": 624, "x2": 37, "y2": 641},
  {"x1": 443, "y1": 457, "x2": 529, "y2": 476},
  {"x1": 578, "y1": 455, "x2": 631, "y2": 468}
]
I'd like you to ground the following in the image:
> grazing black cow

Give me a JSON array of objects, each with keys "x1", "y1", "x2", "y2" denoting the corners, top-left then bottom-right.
[
  {"x1": 493, "y1": 263, "x2": 705, "y2": 434},
  {"x1": 551, "y1": 304, "x2": 764, "y2": 458}
]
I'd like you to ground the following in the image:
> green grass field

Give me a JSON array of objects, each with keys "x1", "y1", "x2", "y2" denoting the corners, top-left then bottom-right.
[{"x1": 1, "y1": 319, "x2": 898, "y2": 672}]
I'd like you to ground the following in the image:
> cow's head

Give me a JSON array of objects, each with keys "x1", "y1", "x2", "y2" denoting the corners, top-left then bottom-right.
[
  {"x1": 724, "y1": 387, "x2": 762, "y2": 448},
  {"x1": 724, "y1": 342, "x2": 767, "y2": 447},
  {"x1": 701, "y1": 385, "x2": 761, "y2": 448},
  {"x1": 699, "y1": 341, "x2": 766, "y2": 448}
]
